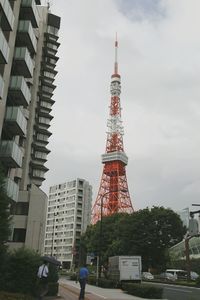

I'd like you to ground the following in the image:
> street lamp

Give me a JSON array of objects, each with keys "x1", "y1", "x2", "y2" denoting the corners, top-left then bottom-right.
[{"x1": 97, "y1": 188, "x2": 128, "y2": 280}]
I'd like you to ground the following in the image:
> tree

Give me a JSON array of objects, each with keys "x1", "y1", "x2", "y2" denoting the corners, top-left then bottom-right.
[
  {"x1": 0, "y1": 164, "x2": 11, "y2": 258},
  {"x1": 81, "y1": 207, "x2": 186, "y2": 271}
]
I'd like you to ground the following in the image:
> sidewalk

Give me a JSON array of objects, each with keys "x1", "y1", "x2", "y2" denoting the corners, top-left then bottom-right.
[{"x1": 58, "y1": 278, "x2": 165, "y2": 300}]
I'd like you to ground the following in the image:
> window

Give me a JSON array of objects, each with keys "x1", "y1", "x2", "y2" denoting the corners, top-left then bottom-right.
[
  {"x1": 42, "y1": 86, "x2": 54, "y2": 93},
  {"x1": 47, "y1": 25, "x2": 58, "y2": 36},
  {"x1": 36, "y1": 133, "x2": 48, "y2": 142},
  {"x1": 32, "y1": 169, "x2": 45, "y2": 178},
  {"x1": 39, "y1": 117, "x2": 50, "y2": 125},
  {"x1": 46, "y1": 43, "x2": 58, "y2": 50},
  {"x1": 13, "y1": 228, "x2": 26, "y2": 242},
  {"x1": 35, "y1": 151, "x2": 47, "y2": 160},
  {"x1": 10, "y1": 202, "x2": 29, "y2": 215},
  {"x1": 40, "y1": 101, "x2": 52, "y2": 109},
  {"x1": 43, "y1": 71, "x2": 55, "y2": 79}
]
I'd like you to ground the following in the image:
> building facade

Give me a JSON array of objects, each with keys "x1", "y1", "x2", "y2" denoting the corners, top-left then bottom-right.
[
  {"x1": 0, "y1": 0, "x2": 60, "y2": 253},
  {"x1": 44, "y1": 179, "x2": 92, "y2": 269}
]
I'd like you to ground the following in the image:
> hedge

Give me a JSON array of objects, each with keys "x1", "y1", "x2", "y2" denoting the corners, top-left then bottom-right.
[
  {"x1": 122, "y1": 282, "x2": 163, "y2": 299},
  {"x1": 47, "y1": 282, "x2": 59, "y2": 296},
  {"x1": 0, "y1": 292, "x2": 34, "y2": 300}
]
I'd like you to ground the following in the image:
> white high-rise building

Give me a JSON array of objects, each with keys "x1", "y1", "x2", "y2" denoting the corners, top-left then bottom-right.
[{"x1": 44, "y1": 178, "x2": 92, "y2": 269}]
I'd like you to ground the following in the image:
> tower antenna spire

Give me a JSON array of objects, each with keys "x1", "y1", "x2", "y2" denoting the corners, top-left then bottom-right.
[{"x1": 114, "y1": 32, "x2": 118, "y2": 75}]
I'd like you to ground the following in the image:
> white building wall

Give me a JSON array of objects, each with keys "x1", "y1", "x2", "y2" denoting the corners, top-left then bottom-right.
[{"x1": 44, "y1": 178, "x2": 92, "y2": 269}]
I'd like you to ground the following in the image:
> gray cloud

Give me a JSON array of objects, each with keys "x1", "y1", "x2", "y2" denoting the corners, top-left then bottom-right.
[{"x1": 42, "y1": 0, "x2": 200, "y2": 213}]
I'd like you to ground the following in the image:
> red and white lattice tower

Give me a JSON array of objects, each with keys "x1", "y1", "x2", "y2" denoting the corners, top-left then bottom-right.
[{"x1": 91, "y1": 38, "x2": 134, "y2": 224}]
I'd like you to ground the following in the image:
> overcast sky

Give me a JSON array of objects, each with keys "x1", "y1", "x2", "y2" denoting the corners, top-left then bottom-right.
[{"x1": 41, "y1": 0, "x2": 200, "y2": 212}]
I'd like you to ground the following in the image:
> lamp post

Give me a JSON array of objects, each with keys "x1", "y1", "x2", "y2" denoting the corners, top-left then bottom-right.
[{"x1": 97, "y1": 189, "x2": 127, "y2": 281}]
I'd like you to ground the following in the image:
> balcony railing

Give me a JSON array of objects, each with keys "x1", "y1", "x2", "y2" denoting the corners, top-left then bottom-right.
[
  {"x1": 0, "y1": 0, "x2": 15, "y2": 31},
  {"x1": 17, "y1": 20, "x2": 37, "y2": 54},
  {"x1": 4, "y1": 106, "x2": 27, "y2": 136},
  {"x1": 5, "y1": 177, "x2": 19, "y2": 202},
  {"x1": 0, "y1": 73, "x2": 4, "y2": 98},
  {"x1": 13, "y1": 47, "x2": 34, "y2": 78},
  {"x1": 7, "y1": 76, "x2": 31, "y2": 106},
  {"x1": 0, "y1": 140, "x2": 23, "y2": 168},
  {"x1": 20, "y1": 0, "x2": 39, "y2": 28},
  {"x1": 0, "y1": 28, "x2": 9, "y2": 63}
]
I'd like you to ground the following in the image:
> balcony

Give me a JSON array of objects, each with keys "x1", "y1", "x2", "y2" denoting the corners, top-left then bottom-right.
[
  {"x1": 7, "y1": 76, "x2": 31, "y2": 106},
  {"x1": 12, "y1": 47, "x2": 34, "y2": 78},
  {"x1": 5, "y1": 177, "x2": 19, "y2": 202},
  {"x1": 0, "y1": 73, "x2": 4, "y2": 98},
  {"x1": 17, "y1": 20, "x2": 37, "y2": 54},
  {"x1": 4, "y1": 106, "x2": 27, "y2": 136},
  {"x1": 0, "y1": 28, "x2": 9, "y2": 63},
  {"x1": 0, "y1": 0, "x2": 15, "y2": 31},
  {"x1": 0, "y1": 140, "x2": 23, "y2": 168},
  {"x1": 20, "y1": 0, "x2": 39, "y2": 28}
]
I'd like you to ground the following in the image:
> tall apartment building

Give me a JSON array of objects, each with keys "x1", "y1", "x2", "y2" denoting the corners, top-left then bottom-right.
[
  {"x1": 44, "y1": 179, "x2": 92, "y2": 269},
  {"x1": 0, "y1": 0, "x2": 60, "y2": 253}
]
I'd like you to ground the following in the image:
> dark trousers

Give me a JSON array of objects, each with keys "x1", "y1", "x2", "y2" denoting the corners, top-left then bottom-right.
[{"x1": 79, "y1": 278, "x2": 86, "y2": 300}]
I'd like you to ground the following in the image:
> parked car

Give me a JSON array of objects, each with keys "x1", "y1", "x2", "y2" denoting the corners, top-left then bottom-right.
[
  {"x1": 191, "y1": 271, "x2": 199, "y2": 280},
  {"x1": 142, "y1": 272, "x2": 154, "y2": 280},
  {"x1": 166, "y1": 269, "x2": 186, "y2": 280},
  {"x1": 166, "y1": 269, "x2": 199, "y2": 281},
  {"x1": 159, "y1": 272, "x2": 176, "y2": 281}
]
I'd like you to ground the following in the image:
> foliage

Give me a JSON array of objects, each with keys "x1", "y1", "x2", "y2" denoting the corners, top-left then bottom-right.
[
  {"x1": 97, "y1": 278, "x2": 117, "y2": 288},
  {"x1": 82, "y1": 207, "x2": 186, "y2": 270},
  {"x1": 48, "y1": 263, "x2": 59, "y2": 283},
  {"x1": 122, "y1": 282, "x2": 163, "y2": 299},
  {"x1": 87, "y1": 276, "x2": 117, "y2": 288},
  {"x1": 69, "y1": 273, "x2": 78, "y2": 281},
  {"x1": 47, "y1": 282, "x2": 59, "y2": 296},
  {"x1": 0, "y1": 247, "x2": 60, "y2": 296},
  {"x1": 169, "y1": 258, "x2": 200, "y2": 275},
  {"x1": 1, "y1": 248, "x2": 41, "y2": 295},
  {"x1": 0, "y1": 164, "x2": 11, "y2": 261},
  {"x1": 0, "y1": 291, "x2": 34, "y2": 300}
]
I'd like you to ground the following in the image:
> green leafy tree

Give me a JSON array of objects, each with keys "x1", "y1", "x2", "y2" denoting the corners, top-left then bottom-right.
[
  {"x1": 0, "y1": 164, "x2": 12, "y2": 284},
  {"x1": 0, "y1": 164, "x2": 11, "y2": 251},
  {"x1": 81, "y1": 207, "x2": 186, "y2": 271}
]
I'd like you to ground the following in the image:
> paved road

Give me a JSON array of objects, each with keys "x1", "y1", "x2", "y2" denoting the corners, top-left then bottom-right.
[
  {"x1": 58, "y1": 278, "x2": 163, "y2": 300},
  {"x1": 163, "y1": 284, "x2": 200, "y2": 300},
  {"x1": 144, "y1": 281, "x2": 200, "y2": 300}
]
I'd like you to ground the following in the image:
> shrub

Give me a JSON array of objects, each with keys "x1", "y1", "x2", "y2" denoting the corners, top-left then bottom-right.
[
  {"x1": 122, "y1": 282, "x2": 163, "y2": 299},
  {"x1": 69, "y1": 273, "x2": 78, "y2": 281},
  {"x1": 0, "y1": 291, "x2": 34, "y2": 300},
  {"x1": 2, "y1": 248, "x2": 41, "y2": 295},
  {"x1": 87, "y1": 275, "x2": 97, "y2": 285},
  {"x1": 87, "y1": 276, "x2": 117, "y2": 288},
  {"x1": 47, "y1": 282, "x2": 59, "y2": 296},
  {"x1": 195, "y1": 276, "x2": 200, "y2": 286},
  {"x1": 48, "y1": 263, "x2": 59, "y2": 283},
  {"x1": 98, "y1": 278, "x2": 117, "y2": 288}
]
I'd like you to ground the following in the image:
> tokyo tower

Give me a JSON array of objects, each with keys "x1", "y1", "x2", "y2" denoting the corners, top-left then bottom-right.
[{"x1": 91, "y1": 38, "x2": 134, "y2": 224}]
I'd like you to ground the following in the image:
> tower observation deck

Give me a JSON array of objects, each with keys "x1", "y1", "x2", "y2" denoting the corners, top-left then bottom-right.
[{"x1": 91, "y1": 38, "x2": 134, "y2": 224}]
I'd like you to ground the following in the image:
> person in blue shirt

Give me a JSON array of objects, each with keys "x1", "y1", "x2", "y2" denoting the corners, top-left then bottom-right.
[{"x1": 78, "y1": 264, "x2": 89, "y2": 300}]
